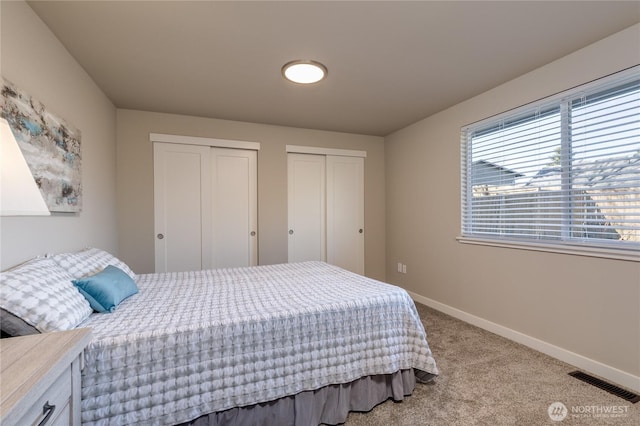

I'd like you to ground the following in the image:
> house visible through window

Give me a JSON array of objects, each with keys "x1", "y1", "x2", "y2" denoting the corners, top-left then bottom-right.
[{"x1": 461, "y1": 67, "x2": 640, "y2": 255}]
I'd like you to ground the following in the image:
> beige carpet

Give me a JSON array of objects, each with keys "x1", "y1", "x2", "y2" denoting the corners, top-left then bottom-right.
[{"x1": 344, "y1": 303, "x2": 639, "y2": 425}]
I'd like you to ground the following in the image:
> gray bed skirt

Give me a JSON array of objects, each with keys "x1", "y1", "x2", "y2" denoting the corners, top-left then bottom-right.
[{"x1": 180, "y1": 369, "x2": 435, "y2": 426}]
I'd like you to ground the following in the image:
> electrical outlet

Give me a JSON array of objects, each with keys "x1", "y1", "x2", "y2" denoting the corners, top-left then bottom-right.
[
  {"x1": 397, "y1": 262, "x2": 403, "y2": 273},
  {"x1": 402, "y1": 264, "x2": 407, "y2": 274}
]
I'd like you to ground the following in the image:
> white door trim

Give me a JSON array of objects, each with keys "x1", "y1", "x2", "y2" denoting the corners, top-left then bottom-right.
[
  {"x1": 286, "y1": 145, "x2": 366, "y2": 158},
  {"x1": 151, "y1": 133, "x2": 260, "y2": 151}
]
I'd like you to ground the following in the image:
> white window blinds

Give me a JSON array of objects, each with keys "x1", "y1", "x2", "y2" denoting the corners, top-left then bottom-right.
[{"x1": 461, "y1": 67, "x2": 640, "y2": 252}]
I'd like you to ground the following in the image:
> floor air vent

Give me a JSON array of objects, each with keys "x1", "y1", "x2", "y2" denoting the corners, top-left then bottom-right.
[{"x1": 569, "y1": 371, "x2": 639, "y2": 403}]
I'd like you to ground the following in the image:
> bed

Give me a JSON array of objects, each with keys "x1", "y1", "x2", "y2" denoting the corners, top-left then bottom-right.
[{"x1": 0, "y1": 249, "x2": 438, "y2": 425}]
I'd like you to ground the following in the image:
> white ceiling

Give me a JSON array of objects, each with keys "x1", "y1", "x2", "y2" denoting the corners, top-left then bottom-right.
[{"x1": 27, "y1": 1, "x2": 640, "y2": 136}]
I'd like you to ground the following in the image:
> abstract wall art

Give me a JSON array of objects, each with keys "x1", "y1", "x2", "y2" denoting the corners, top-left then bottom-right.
[{"x1": 0, "y1": 77, "x2": 82, "y2": 212}]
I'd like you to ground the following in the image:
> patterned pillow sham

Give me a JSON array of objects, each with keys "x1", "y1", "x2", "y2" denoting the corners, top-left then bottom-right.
[
  {"x1": 50, "y1": 247, "x2": 136, "y2": 280},
  {"x1": 0, "y1": 257, "x2": 93, "y2": 333}
]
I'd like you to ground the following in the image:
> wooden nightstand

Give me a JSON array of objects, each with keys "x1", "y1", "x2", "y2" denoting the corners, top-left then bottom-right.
[{"x1": 0, "y1": 328, "x2": 92, "y2": 426}]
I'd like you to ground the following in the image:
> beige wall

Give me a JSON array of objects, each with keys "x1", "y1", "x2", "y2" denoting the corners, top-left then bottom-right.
[
  {"x1": 385, "y1": 24, "x2": 640, "y2": 383},
  {"x1": 116, "y1": 110, "x2": 386, "y2": 280},
  {"x1": 0, "y1": 1, "x2": 117, "y2": 270}
]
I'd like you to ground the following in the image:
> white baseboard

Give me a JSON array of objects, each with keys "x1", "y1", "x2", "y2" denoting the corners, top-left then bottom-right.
[{"x1": 409, "y1": 291, "x2": 640, "y2": 393}]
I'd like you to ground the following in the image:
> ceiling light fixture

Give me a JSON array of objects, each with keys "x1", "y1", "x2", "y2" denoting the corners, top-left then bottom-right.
[{"x1": 282, "y1": 60, "x2": 327, "y2": 84}]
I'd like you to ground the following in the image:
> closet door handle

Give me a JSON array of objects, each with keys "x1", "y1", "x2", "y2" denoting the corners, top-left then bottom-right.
[
  {"x1": 359, "y1": 229, "x2": 363, "y2": 234},
  {"x1": 289, "y1": 229, "x2": 294, "y2": 235},
  {"x1": 250, "y1": 231, "x2": 256, "y2": 236},
  {"x1": 157, "y1": 233, "x2": 164, "y2": 240}
]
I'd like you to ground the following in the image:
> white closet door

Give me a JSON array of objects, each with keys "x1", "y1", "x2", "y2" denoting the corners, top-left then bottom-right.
[
  {"x1": 154, "y1": 143, "x2": 211, "y2": 272},
  {"x1": 287, "y1": 153, "x2": 326, "y2": 263},
  {"x1": 154, "y1": 143, "x2": 257, "y2": 273},
  {"x1": 210, "y1": 148, "x2": 258, "y2": 268},
  {"x1": 326, "y1": 155, "x2": 365, "y2": 275}
]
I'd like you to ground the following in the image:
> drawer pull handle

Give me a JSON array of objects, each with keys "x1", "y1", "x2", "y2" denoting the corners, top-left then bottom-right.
[{"x1": 38, "y1": 402, "x2": 56, "y2": 426}]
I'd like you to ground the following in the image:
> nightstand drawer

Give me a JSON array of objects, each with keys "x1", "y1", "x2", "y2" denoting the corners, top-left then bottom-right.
[
  {"x1": 1, "y1": 329, "x2": 92, "y2": 426},
  {"x1": 17, "y1": 365, "x2": 71, "y2": 426}
]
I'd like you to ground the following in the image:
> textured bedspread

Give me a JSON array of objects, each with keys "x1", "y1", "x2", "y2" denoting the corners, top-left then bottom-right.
[{"x1": 78, "y1": 261, "x2": 438, "y2": 425}]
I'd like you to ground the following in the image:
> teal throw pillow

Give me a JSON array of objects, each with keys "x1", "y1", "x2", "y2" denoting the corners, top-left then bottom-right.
[{"x1": 73, "y1": 265, "x2": 138, "y2": 313}]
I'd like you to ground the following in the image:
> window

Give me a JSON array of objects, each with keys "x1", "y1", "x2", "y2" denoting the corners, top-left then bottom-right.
[{"x1": 461, "y1": 67, "x2": 640, "y2": 258}]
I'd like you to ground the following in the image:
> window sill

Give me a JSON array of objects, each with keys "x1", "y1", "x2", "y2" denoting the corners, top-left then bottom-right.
[{"x1": 456, "y1": 236, "x2": 639, "y2": 262}]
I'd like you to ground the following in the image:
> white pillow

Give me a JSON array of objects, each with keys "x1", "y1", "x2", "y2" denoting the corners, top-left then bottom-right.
[
  {"x1": 50, "y1": 247, "x2": 136, "y2": 280},
  {"x1": 0, "y1": 257, "x2": 93, "y2": 333}
]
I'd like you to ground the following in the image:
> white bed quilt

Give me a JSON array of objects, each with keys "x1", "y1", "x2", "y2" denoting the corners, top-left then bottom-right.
[{"x1": 79, "y1": 261, "x2": 438, "y2": 425}]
